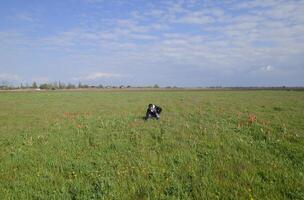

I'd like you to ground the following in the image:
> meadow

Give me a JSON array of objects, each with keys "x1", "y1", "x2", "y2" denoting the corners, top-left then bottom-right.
[{"x1": 0, "y1": 90, "x2": 303, "y2": 199}]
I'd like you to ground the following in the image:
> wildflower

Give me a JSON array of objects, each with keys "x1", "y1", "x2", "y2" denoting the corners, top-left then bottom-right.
[{"x1": 248, "y1": 114, "x2": 257, "y2": 124}]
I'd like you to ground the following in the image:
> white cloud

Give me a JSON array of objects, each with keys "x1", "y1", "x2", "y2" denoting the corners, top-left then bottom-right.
[
  {"x1": 14, "y1": 13, "x2": 35, "y2": 22},
  {"x1": 73, "y1": 72, "x2": 123, "y2": 81},
  {"x1": 9, "y1": 10, "x2": 40, "y2": 24},
  {"x1": 175, "y1": 12, "x2": 214, "y2": 24},
  {"x1": 84, "y1": 0, "x2": 103, "y2": 3},
  {"x1": 31, "y1": 76, "x2": 49, "y2": 83},
  {"x1": 0, "y1": 73, "x2": 20, "y2": 81},
  {"x1": 261, "y1": 65, "x2": 274, "y2": 72},
  {"x1": 235, "y1": 0, "x2": 278, "y2": 10}
]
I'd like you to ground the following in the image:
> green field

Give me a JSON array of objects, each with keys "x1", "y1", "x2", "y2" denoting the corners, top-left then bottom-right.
[{"x1": 0, "y1": 90, "x2": 303, "y2": 199}]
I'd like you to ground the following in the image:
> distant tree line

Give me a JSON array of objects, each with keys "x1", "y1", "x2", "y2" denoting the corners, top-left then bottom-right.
[
  {"x1": 1, "y1": 81, "x2": 303, "y2": 91},
  {"x1": 206, "y1": 86, "x2": 304, "y2": 91},
  {"x1": 0, "y1": 81, "x2": 137, "y2": 90}
]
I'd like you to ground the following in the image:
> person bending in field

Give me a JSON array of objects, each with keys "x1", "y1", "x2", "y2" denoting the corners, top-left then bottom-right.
[{"x1": 145, "y1": 104, "x2": 162, "y2": 120}]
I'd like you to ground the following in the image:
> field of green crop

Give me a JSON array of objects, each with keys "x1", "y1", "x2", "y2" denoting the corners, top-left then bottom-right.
[{"x1": 0, "y1": 90, "x2": 303, "y2": 199}]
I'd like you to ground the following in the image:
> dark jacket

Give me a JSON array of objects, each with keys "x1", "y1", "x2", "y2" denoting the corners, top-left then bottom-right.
[{"x1": 145, "y1": 104, "x2": 162, "y2": 119}]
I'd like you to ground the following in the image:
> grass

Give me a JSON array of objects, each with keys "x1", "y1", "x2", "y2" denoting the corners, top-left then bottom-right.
[{"x1": 0, "y1": 90, "x2": 303, "y2": 199}]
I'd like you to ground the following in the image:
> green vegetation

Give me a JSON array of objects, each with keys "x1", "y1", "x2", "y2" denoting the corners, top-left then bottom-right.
[{"x1": 0, "y1": 90, "x2": 303, "y2": 199}]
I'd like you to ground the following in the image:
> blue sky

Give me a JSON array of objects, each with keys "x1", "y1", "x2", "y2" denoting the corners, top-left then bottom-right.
[{"x1": 1, "y1": 0, "x2": 304, "y2": 87}]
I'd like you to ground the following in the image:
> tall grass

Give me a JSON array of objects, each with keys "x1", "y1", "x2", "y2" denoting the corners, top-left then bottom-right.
[{"x1": 0, "y1": 90, "x2": 303, "y2": 199}]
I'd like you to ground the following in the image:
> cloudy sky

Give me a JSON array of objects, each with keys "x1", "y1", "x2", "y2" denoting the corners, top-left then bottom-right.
[{"x1": 1, "y1": 0, "x2": 304, "y2": 87}]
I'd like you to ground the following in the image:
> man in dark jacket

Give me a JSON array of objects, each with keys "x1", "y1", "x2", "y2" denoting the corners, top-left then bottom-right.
[{"x1": 145, "y1": 104, "x2": 162, "y2": 120}]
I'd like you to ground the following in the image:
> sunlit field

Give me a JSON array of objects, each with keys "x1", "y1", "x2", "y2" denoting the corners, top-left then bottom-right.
[{"x1": 0, "y1": 90, "x2": 303, "y2": 199}]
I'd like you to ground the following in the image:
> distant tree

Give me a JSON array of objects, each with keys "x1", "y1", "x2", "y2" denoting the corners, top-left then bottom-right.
[
  {"x1": 39, "y1": 83, "x2": 49, "y2": 90},
  {"x1": 0, "y1": 81, "x2": 8, "y2": 89},
  {"x1": 52, "y1": 82, "x2": 58, "y2": 89},
  {"x1": 66, "y1": 83, "x2": 76, "y2": 89},
  {"x1": 59, "y1": 81, "x2": 65, "y2": 89},
  {"x1": 127, "y1": 85, "x2": 131, "y2": 88},
  {"x1": 49, "y1": 82, "x2": 57, "y2": 90},
  {"x1": 153, "y1": 84, "x2": 159, "y2": 88},
  {"x1": 98, "y1": 84, "x2": 104, "y2": 88},
  {"x1": 32, "y1": 82, "x2": 38, "y2": 89},
  {"x1": 39, "y1": 83, "x2": 57, "y2": 90}
]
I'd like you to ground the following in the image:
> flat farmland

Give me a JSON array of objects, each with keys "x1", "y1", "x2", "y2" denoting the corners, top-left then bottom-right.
[{"x1": 0, "y1": 90, "x2": 303, "y2": 199}]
